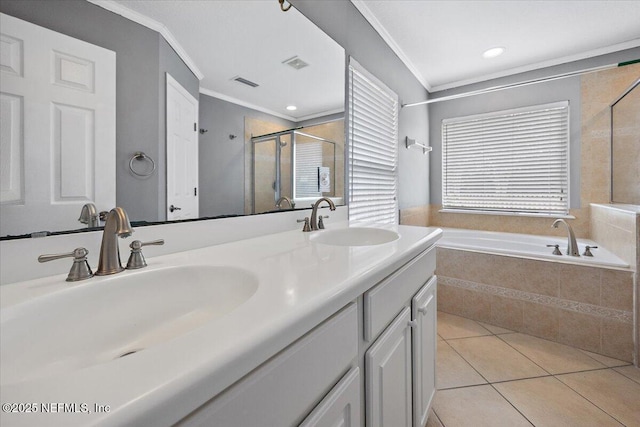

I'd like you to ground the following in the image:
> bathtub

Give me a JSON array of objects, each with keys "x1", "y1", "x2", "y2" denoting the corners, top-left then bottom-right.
[{"x1": 437, "y1": 228, "x2": 629, "y2": 269}]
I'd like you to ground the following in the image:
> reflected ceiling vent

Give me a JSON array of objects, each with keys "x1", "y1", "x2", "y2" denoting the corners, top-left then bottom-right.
[
  {"x1": 231, "y1": 76, "x2": 259, "y2": 87},
  {"x1": 282, "y1": 56, "x2": 309, "y2": 70}
]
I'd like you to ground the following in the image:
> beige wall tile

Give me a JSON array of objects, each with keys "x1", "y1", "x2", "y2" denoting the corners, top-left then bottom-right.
[
  {"x1": 499, "y1": 333, "x2": 605, "y2": 375},
  {"x1": 557, "y1": 370, "x2": 640, "y2": 426},
  {"x1": 601, "y1": 318, "x2": 634, "y2": 362},
  {"x1": 448, "y1": 336, "x2": 548, "y2": 382},
  {"x1": 490, "y1": 294, "x2": 524, "y2": 331},
  {"x1": 461, "y1": 288, "x2": 492, "y2": 323},
  {"x1": 521, "y1": 259, "x2": 559, "y2": 297},
  {"x1": 521, "y1": 302, "x2": 559, "y2": 341},
  {"x1": 437, "y1": 283, "x2": 464, "y2": 314},
  {"x1": 495, "y1": 377, "x2": 622, "y2": 426},
  {"x1": 399, "y1": 205, "x2": 430, "y2": 227},
  {"x1": 558, "y1": 264, "x2": 601, "y2": 305},
  {"x1": 437, "y1": 341, "x2": 487, "y2": 389},
  {"x1": 600, "y1": 269, "x2": 634, "y2": 311},
  {"x1": 558, "y1": 309, "x2": 601, "y2": 353},
  {"x1": 433, "y1": 385, "x2": 532, "y2": 427}
]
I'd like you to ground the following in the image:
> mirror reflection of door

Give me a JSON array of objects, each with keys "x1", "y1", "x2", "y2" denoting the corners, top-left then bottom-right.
[
  {"x1": 166, "y1": 73, "x2": 199, "y2": 220},
  {"x1": 0, "y1": 13, "x2": 116, "y2": 236}
]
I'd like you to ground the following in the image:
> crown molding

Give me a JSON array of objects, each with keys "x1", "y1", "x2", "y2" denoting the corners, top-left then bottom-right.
[
  {"x1": 199, "y1": 88, "x2": 296, "y2": 122},
  {"x1": 431, "y1": 38, "x2": 640, "y2": 92},
  {"x1": 86, "y1": 0, "x2": 204, "y2": 80},
  {"x1": 350, "y1": 0, "x2": 431, "y2": 92}
]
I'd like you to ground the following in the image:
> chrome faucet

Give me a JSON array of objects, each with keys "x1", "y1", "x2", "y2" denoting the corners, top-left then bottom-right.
[
  {"x1": 310, "y1": 197, "x2": 336, "y2": 231},
  {"x1": 276, "y1": 196, "x2": 295, "y2": 210},
  {"x1": 78, "y1": 203, "x2": 100, "y2": 228},
  {"x1": 96, "y1": 207, "x2": 133, "y2": 275},
  {"x1": 552, "y1": 219, "x2": 580, "y2": 257}
]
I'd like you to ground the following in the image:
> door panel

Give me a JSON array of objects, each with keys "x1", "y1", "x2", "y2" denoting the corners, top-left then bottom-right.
[
  {"x1": 0, "y1": 13, "x2": 115, "y2": 236},
  {"x1": 166, "y1": 73, "x2": 198, "y2": 220}
]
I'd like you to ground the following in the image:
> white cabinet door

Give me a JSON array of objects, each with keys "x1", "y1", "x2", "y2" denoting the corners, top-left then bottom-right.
[
  {"x1": 299, "y1": 367, "x2": 361, "y2": 427},
  {"x1": 366, "y1": 307, "x2": 413, "y2": 427},
  {"x1": 412, "y1": 276, "x2": 437, "y2": 427}
]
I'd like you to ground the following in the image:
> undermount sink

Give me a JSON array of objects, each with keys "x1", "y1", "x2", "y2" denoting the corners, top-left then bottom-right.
[
  {"x1": 310, "y1": 227, "x2": 400, "y2": 246},
  {"x1": 0, "y1": 265, "x2": 258, "y2": 385}
]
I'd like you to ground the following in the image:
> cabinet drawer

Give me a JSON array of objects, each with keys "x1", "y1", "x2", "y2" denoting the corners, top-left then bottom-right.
[
  {"x1": 178, "y1": 303, "x2": 358, "y2": 427},
  {"x1": 364, "y1": 247, "x2": 435, "y2": 342}
]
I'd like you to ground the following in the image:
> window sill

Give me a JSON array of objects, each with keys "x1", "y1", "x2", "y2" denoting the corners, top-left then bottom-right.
[{"x1": 438, "y1": 208, "x2": 575, "y2": 219}]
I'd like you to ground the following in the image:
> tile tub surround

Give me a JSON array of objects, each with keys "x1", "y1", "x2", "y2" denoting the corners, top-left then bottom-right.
[{"x1": 436, "y1": 247, "x2": 635, "y2": 362}]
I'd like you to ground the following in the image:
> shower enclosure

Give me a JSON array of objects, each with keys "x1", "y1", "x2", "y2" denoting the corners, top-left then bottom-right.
[
  {"x1": 251, "y1": 128, "x2": 338, "y2": 214},
  {"x1": 611, "y1": 78, "x2": 640, "y2": 204}
]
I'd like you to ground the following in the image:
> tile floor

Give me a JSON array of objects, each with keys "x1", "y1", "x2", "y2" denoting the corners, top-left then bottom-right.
[{"x1": 427, "y1": 312, "x2": 640, "y2": 427}]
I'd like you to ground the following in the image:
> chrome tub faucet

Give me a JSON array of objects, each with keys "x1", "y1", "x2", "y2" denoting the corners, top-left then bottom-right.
[{"x1": 552, "y1": 218, "x2": 580, "y2": 257}]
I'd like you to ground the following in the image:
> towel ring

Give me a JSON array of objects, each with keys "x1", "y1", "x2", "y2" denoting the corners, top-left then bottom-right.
[{"x1": 129, "y1": 152, "x2": 156, "y2": 177}]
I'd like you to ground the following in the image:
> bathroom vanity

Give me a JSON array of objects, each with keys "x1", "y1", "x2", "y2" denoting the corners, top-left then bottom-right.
[{"x1": 0, "y1": 223, "x2": 441, "y2": 427}]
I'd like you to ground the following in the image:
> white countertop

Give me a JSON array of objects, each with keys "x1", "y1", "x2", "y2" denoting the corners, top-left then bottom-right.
[{"x1": 0, "y1": 223, "x2": 442, "y2": 426}]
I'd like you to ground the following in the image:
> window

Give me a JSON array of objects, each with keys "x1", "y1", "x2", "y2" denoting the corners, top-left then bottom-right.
[
  {"x1": 348, "y1": 59, "x2": 399, "y2": 223},
  {"x1": 442, "y1": 101, "x2": 569, "y2": 215}
]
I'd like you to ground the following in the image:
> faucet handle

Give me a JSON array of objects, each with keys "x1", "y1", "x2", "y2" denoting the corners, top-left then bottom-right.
[
  {"x1": 318, "y1": 215, "x2": 329, "y2": 229},
  {"x1": 38, "y1": 247, "x2": 94, "y2": 282},
  {"x1": 546, "y1": 244, "x2": 562, "y2": 256},
  {"x1": 583, "y1": 245, "x2": 598, "y2": 257},
  {"x1": 297, "y1": 217, "x2": 311, "y2": 232},
  {"x1": 126, "y1": 239, "x2": 165, "y2": 270}
]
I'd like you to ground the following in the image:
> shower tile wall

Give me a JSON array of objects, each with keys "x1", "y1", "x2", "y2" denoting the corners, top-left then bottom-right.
[{"x1": 436, "y1": 248, "x2": 634, "y2": 362}]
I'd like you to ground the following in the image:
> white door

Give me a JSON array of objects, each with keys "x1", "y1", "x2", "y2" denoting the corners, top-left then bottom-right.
[
  {"x1": 366, "y1": 307, "x2": 413, "y2": 427},
  {"x1": 412, "y1": 277, "x2": 437, "y2": 427},
  {"x1": 0, "y1": 13, "x2": 115, "y2": 236},
  {"x1": 166, "y1": 73, "x2": 198, "y2": 220}
]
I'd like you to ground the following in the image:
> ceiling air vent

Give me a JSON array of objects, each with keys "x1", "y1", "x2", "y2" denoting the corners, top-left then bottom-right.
[
  {"x1": 232, "y1": 76, "x2": 259, "y2": 88},
  {"x1": 282, "y1": 56, "x2": 309, "y2": 70}
]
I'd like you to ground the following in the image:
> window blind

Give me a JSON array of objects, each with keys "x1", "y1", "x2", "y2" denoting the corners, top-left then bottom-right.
[
  {"x1": 348, "y1": 59, "x2": 399, "y2": 223},
  {"x1": 442, "y1": 101, "x2": 569, "y2": 215},
  {"x1": 295, "y1": 141, "x2": 322, "y2": 198}
]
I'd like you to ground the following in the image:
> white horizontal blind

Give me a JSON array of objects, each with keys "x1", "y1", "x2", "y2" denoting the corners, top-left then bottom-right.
[
  {"x1": 348, "y1": 60, "x2": 399, "y2": 223},
  {"x1": 295, "y1": 141, "x2": 322, "y2": 198},
  {"x1": 442, "y1": 101, "x2": 569, "y2": 215}
]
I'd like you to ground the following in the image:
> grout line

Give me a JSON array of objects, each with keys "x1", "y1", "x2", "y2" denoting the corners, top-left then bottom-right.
[
  {"x1": 489, "y1": 383, "x2": 536, "y2": 427},
  {"x1": 553, "y1": 370, "x2": 628, "y2": 426},
  {"x1": 578, "y1": 349, "x2": 632, "y2": 368},
  {"x1": 440, "y1": 338, "x2": 491, "y2": 385},
  {"x1": 612, "y1": 366, "x2": 640, "y2": 385},
  {"x1": 431, "y1": 407, "x2": 446, "y2": 427},
  {"x1": 491, "y1": 334, "x2": 552, "y2": 375}
]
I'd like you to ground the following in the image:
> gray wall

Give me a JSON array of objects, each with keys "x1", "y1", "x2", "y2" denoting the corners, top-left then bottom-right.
[
  {"x1": 293, "y1": 0, "x2": 431, "y2": 210},
  {"x1": 428, "y1": 47, "x2": 640, "y2": 208},
  {"x1": 198, "y1": 94, "x2": 294, "y2": 217},
  {"x1": 0, "y1": 0, "x2": 199, "y2": 222}
]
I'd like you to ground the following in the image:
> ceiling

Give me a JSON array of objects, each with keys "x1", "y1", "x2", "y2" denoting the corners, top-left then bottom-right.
[
  {"x1": 352, "y1": 0, "x2": 640, "y2": 92},
  {"x1": 98, "y1": 0, "x2": 345, "y2": 121}
]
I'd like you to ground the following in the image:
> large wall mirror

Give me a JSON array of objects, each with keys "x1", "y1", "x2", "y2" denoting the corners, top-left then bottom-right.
[{"x1": 0, "y1": 0, "x2": 345, "y2": 239}]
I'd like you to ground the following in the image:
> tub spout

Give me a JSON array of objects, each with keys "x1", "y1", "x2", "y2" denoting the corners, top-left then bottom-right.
[{"x1": 552, "y1": 219, "x2": 580, "y2": 257}]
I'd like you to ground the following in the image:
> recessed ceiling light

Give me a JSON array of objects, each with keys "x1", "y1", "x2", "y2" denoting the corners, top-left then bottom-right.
[
  {"x1": 482, "y1": 47, "x2": 506, "y2": 59},
  {"x1": 286, "y1": 105, "x2": 297, "y2": 111}
]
